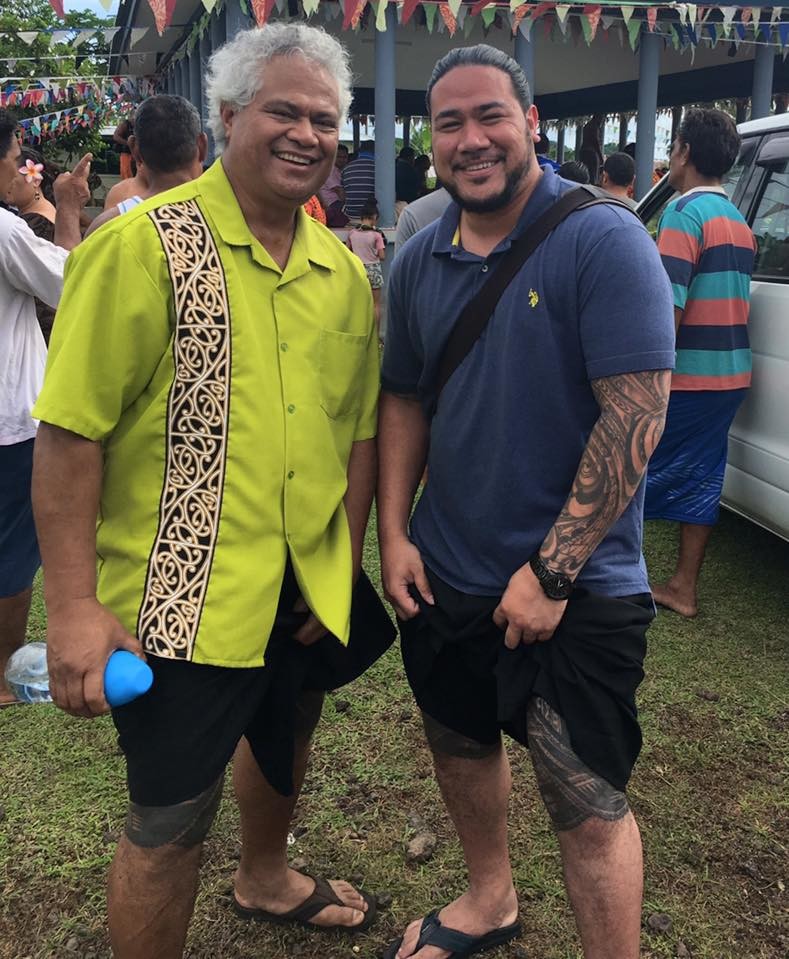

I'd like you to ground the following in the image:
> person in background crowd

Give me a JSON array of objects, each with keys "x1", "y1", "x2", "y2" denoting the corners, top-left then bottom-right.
[
  {"x1": 103, "y1": 161, "x2": 149, "y2": 211},
  {"x1": 600, "y1": 152, "x2": 638, "y2": 209},
  {"x1": 6, "y1": 147, "x2": 58, "y2": 343},
  {"x1": 31, "y1": 24, "x2": 389, "y2": 957},
  {"x1": 347, "y1": 198, "x2": 386, "y2": 335},
  {"x1": 558, "y1": 160, "x2": 590, "y2": 184},
  {"x1": 535, "y1": 131, "x2": 560, "y2": 171},
  {"x1": 87, "y1": 95, "x2": 208, "y2": 236},
  {"x1": 113, "y1": 114, "x2": 135, "y2": 180},
  {"x1": 0, "y1": 108, "x2": 90, "y2": 705},
  {"x1": 318, "y1": 141, "x2": 349, "y2": 226},
  {"x1": 415, "y1": 153, "x2": 432, "y2": 195},
  {"x1": 341, "y1": 138, "x2": 375, "y2": 221},
  {"x1": 378, "y1": 44, "x2": 674, "y2": 959},
  {"x1": 645, "y1": 108, "x2": 756, "y2": 618},
  {"x1": 303, "y1": 192, "x2": 327, "y2": 224},
  {"x1": 396, "y1": 146, "x2": 422, "y2": 218},
  {"x1": 393, "y1": 186, "x2": 451, "y2": 255},
  {"x1": 580, "y1": 113, "x2": 605, "y2": 184}
]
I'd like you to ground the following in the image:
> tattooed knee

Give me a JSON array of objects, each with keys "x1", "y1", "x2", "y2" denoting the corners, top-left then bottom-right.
[{"x1": 526, "y1": 697, "x2": 629, "y2": 832}]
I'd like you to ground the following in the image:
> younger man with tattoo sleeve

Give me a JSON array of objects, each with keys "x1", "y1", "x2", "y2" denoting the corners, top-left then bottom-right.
[{"x1": 377, "y1": 46, "x2": 675, "y2": 959}]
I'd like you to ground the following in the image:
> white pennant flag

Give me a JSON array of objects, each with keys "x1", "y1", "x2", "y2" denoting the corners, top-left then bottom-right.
[
  {"x1": 103, "y1": 28, "x2": 120, "y2": 43},
  {"x1": 18, "y1": 31, "x2": 38, "y2": 45},
  {"x1": 556, "y1": 4, "x2": 571, "y2": 34},
  {"x1": 448, "y1": 0, "x2": 462, "y2": 17},
  {"x1": 687, "y1": 4, "x2": 697, "y2": 29},
  {"x1": 601, "y1": 14, "x2": 615, "y2": 31},
  {"x1": 619, "y1": 6, "x2": 634, "y2": 27},
  {"x1": 721, "y1": 7, "x2": 737, "y2": 30},
  {"x1": 130, "y1": 27, "x2": 148, "y2": 47},
  {"x1": 51, "y1": 30, "x2": 71, "y2": 45},
  {"x1": 72, "y1": 29, "x2": 94, "y2": 48},
  {"x1": 302, "y1": 0, "x2": 320, "y2": 13}
]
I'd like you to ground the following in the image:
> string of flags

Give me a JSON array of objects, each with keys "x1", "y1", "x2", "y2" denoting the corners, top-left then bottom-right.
[
  {"x1": 0, "y1": 76, "x2": 157, "y2": 110},
  {"x1": 17, "y1": 102, "x2": 112, "y2": 146}
]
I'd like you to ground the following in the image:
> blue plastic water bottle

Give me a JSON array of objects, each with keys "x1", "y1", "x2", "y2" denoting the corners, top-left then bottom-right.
[{"x1": 4, "y1": 642, "x2": 153, "y2": 707}]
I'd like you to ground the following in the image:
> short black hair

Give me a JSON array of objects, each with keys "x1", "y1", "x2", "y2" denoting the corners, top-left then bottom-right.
[
  {"x1": 559, "y1": 161, "x2": 590, "y2": 184},
  {"x1": 534, "y1": 131, "x2": 551, "y2": 156},
  {"x1": 602, "y1": 151, "x2": 635, "y2": 187},
  {"x1": 336, "y1": 143, "x2": 349, "y2": 154},
  {"x1": 133, "y1": 95, "x2": 202, "y2": 174},
  {"x1": 360, "y1": 198, "x2": 379, "y2": 218},
  {"x1": 399, "y1": 146, "x2": 416, "y2": 161},
  {"x1": 677, "y1": 108, "x2": 740, "y2": 178},
  {"x1": 426, "y1": 44, "x2": 531, "y2": 116},
  {"x1": 623, "y1": 141, "x2": 637, "y2": 159},
  {"x1": 0, "y1": 108, "x2": 18, "y2": 159}
]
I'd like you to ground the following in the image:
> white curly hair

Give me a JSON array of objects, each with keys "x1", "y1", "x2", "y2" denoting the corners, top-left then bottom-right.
[{"x1": 205, "y1": 23, "x2": 353, "y2": 155}]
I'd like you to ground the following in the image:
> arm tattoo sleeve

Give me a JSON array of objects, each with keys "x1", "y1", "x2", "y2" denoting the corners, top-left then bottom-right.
[{"x1": 540, "y1": 368, "x2": 671, "y2": 579}]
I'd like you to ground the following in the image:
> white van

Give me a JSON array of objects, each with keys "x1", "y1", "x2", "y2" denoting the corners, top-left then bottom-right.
[{"x1": 637, "y1": 113, "x2": 789, "y2": 543}]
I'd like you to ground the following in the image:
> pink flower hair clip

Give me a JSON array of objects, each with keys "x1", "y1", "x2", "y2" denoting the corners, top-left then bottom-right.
[{"x1": 19, "y1": 158, "x2": 44, "y2": 185}]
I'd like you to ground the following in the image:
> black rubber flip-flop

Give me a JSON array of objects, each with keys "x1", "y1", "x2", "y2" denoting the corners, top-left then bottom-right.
[
  {"x1": 232, "y1": 874, "x2": 377, "y2": 933},
  {"x1": 382, "y1": 909, "x2": 521, "y2": 959}
]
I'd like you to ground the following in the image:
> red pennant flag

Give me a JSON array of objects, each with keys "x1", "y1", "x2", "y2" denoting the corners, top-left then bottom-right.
[
  {"x1": 49, "y1": 0, "x2": 65, "y2": 18},
  {"x1": 147, "y1": 0, "x2": 178, "y2": 36},
  {"x1": 344, "y1": 0, "x2": 366, "y2": 30},
  {"x1": 439, "y1": 2, "x2": 457, "y2": 36},
  {"x1": 250, "y1": 0, "x2": 277, "y2": 26},
  {"x1": 646, "y1": 7, "x2": 657, "y2": 31},
  {"x1": 470, "y1": 0, "x2": 495, "y2": 16},
  {"x1": 584, "y1": 4, "x2": 602, "y2": 41},
  {"x1": 401, "y1": 0, "x2": 421, "y2": 25}
]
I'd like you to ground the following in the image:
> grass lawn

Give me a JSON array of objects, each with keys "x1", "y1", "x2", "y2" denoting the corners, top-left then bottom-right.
[{"x1": 1, "y1": 510, "x2": 787, "y2": 959}]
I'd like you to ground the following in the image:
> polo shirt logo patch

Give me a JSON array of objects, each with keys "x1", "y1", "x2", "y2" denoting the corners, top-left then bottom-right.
[
  {"x1": 529, "y1": 289, "x2": 540, "y2": 309},
  {"x1": 137, "y1": 199, "x2": 231, "y2": 661}
]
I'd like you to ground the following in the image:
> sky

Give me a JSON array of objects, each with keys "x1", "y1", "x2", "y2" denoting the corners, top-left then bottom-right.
[{"x1": 64, "y1": 1, "x2": 120, "y2": 16}]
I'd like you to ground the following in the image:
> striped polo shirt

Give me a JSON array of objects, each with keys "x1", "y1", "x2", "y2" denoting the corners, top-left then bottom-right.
[
  {"x1": 341, "y1": 153, "x2": 376, "y2": 219},
  {"x1": 658, "y1": 187, "x2": 756, "y2": 390}
]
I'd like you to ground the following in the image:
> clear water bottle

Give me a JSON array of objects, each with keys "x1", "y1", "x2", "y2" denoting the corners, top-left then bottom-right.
[
  {"x1": 5, "y1": 642, "x2": 153, "y2": 707},
  {"x1": 5, "y1": 642, "x2": 51, "y2": 703}
]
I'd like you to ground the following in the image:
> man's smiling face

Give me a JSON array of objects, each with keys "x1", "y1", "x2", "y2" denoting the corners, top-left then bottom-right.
[
  {"x1": 221, "y1": 53, "x2": 340, "y2": 208},
  {"x1": 430, "y1": 64, "x2": 538, "y2": 214}
]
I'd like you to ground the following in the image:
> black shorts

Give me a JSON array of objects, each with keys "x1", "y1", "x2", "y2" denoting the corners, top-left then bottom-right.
[
  {"x1": 0, "y1": 439, "x2": 40, "y2": 598},
  {"x1": 398, "y1": 566, "x2": 655, "y2": 793},
  {"x1": 113, "y1": 563, "x2": 396, "y2": 806}
]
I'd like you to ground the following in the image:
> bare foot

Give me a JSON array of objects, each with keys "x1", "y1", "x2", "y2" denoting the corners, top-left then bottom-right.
[
  {"x1": 234, "y1": 866, "x2": 368, "y2": 928},
  {"x1": 394, "y1": 887, "x2": 518, "y2": 959},
  {"x1": 651, "y1": 581, "x2": 698, "y2": 618}
]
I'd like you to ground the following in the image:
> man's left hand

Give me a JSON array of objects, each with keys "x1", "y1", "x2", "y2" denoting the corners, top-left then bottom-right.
[
  {"x1": 493, "y1": 564, "x2": 568, "y2": 648},
  {"x1": 53, "y1": 153, "x2": 92, "y2": 209},
  {"x1": 292, "y1": 596, "x2": 329, "y2": 646}
]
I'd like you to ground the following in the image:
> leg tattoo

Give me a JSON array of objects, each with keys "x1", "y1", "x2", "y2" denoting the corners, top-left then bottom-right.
[{"x1": 527, "y1": 697, "x2": 629, "y2": 832}]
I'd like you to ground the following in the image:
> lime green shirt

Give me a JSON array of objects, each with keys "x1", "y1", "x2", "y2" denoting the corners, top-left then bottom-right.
[{"x1": 33, "y1": 160, "x2": 379, "y2": 667}]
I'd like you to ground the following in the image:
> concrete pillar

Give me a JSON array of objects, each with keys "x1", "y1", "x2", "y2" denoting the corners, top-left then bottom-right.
[
  {"x1": 618, "y1": 113, "x2": 629, "y2": 151},
  {"x1": 555, "y1": 122, "x2": 565, "y2": 163},
  {"x1": 374, "y1": 2, "x2": 397, "y2": 228},
  {"x1": 635, "y1": 28, "x2": 661, "y2": 200},
  {"x1": 189, "y1": 48, "x2": 202, "y2": 113},
  {"x1": 225, "y1": 0, "x2": 252, "y2": 38},
  {"x1": 751, "y1": 42, "x2": 775, "y2": 119},
  {"x1": 514, "y1": 28, "x2": 535, "y2": 100}
]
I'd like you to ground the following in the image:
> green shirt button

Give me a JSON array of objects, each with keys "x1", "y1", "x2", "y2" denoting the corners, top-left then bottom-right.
[
  {"x1": 280, "y1": 342, "x2": 288, "y2": 352},
  {"x1": 287, "y1": 404, "x2": 296, "y2": 414},
  {"x1": 287, "y1": 470, "x2": 295, "y2": 479}
]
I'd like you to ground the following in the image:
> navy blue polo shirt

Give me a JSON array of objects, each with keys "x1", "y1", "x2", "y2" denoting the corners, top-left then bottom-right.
[{"x1": 382, "y1": 165, "x2": 676, "y2": 597}]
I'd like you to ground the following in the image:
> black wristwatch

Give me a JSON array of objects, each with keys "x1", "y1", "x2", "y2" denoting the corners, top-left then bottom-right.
[{"x1": 529, "y1": 552, "x2": 574, "y2": 601}]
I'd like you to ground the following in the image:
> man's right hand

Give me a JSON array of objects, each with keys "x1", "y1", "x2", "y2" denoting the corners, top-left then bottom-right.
[
  {"x1": 46, "y1": 598, "x2": 145, "y2": 719},
  {"x1": 380, "y1": 536, "x2": 435, "y2": 620},
  {"x1": 53, "y1": 153, "x2": 92, "y2": 210}
]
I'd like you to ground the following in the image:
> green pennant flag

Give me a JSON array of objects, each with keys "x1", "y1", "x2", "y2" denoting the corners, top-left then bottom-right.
[
  {"x1": 448, "y1": 0, "x2": 461, "y2": 16},
  {"x1": 375, "y1": 0, "x2": 387, "y2": 31},
  {"x1": 580, "y1": 12, "x2": 593, "y2": 46},
  {"x1": 620, "y1": 5, "x2": 633, "y2": 27},
  {"x1": 464, "y1": 13, "x2": 476, "y2": 37},
  {"x1": 627, "y1": 18, "x2": 641, "y2": 51},
  {"x1": 424, "y1": 2, "x2": 437, "y2": 32},
  {"x1": 481, "y1": 7, "x2": 496, "y2": 27}
]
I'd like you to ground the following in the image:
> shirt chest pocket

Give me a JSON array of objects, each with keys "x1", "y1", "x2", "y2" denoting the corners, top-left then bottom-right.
[{"x1": 319, "y1": 328, "x2": 368, "y2": 419}]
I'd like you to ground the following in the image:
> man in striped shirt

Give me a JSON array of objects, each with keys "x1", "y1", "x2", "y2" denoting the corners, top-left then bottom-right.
[
  {"x1": 645, "y1": 108, "x2": 756, "y2": 617},
  {"x1": 341, "y1": 139, "x2": 376, "y2": 221}
]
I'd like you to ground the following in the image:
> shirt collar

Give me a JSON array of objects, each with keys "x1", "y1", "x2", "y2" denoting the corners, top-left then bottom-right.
[
  {"x1": 196, "y1": 159, "x2": 335, "y2": 273},
  {"x1": 680, "y1": 184, "x2": 727, "y2": 198},
  {"x1": 431, "y1": 165, "x2": 561, "y2": 259}
]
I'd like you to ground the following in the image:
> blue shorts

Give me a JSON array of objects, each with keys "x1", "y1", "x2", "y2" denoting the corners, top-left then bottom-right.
[{"x1": 0, "y1": 439, "x2": 40, "y2": 597}]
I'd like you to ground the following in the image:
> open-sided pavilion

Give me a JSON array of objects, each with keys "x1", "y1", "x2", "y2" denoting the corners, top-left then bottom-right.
[{"x1": 110, "y1": 1, "x2": 789, "y2": 223}]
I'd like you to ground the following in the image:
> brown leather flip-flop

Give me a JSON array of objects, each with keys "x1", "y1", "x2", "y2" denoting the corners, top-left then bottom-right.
[{"x1": 232, "y1": 874, "x2": 377, "y2": 933}]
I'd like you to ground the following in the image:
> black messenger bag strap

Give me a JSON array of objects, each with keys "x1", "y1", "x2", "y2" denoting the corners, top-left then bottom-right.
[{"x1": 431, "y1": 185, "x2": 634, "y2": 410}]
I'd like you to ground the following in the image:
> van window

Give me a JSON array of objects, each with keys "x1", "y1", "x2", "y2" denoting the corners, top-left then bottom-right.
[{"x1": 751, "y1": 159, "x2": 789, "y2": 280}]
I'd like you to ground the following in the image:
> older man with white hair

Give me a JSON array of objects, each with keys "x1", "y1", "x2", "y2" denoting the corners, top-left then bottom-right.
[{"x1": 31, "y1": 23, "x2": 387, "y2": 958}]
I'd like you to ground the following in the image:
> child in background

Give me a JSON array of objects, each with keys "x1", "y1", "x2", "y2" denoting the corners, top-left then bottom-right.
[{"x1": 346, "y1": 199, "x2": 386, "y2": 336}]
